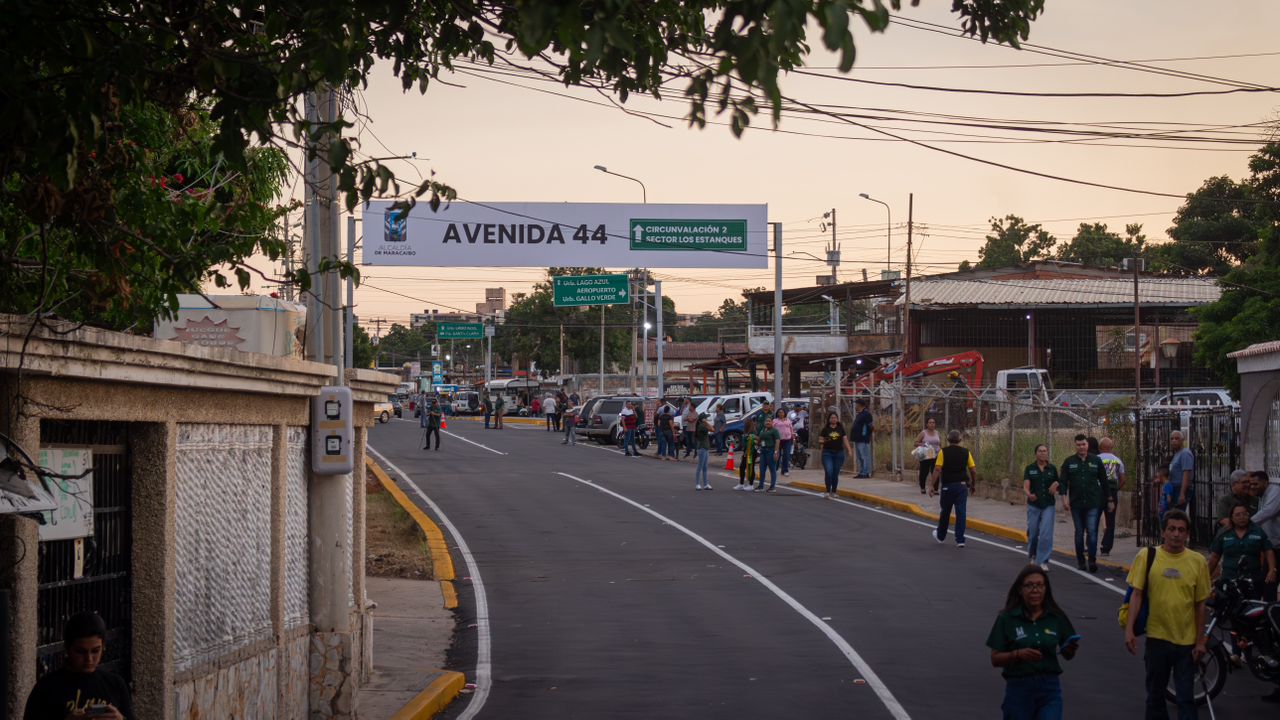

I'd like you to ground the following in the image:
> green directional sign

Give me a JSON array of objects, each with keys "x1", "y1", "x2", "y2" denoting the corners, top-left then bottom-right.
[
  {"x1": 552, "y1": 274, "x2": 630, "y2": 307},
  {"x1": 629, "y1": 219, "x2": 748, "y2": 252},
  {"x1": 436, "y1": 322, "x2": 484, "y2": 340}
]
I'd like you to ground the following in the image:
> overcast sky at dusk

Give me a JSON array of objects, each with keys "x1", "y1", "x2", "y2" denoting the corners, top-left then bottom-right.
[{"x1": 298, "y1": 1, "x2": 1279, "y2": 326}]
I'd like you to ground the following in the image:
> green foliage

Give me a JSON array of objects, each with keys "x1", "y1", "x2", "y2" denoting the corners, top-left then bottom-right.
[
  {"x1": 674, "y1": 296, "x2": 749, "y2": 342},
  {"x1": 376, "y1": 323, "x2": 435, "y2": 366},
  {"x1": 1055, "y1": 222, "x2": 1132, "y2": 268},
  {"x1": 1, "y1": 0, "x2": 1045, "y2": 327},
  {"x1": 352, "y1": 323, "x2": 375, "y2": 369},
  {"x1": 1150, "y1": 175, "x2": 1262, "y2": 276},
  {"x1": 0, "y1": 102, "x2": 290, "y2": 329},
  {"x1": 1192, "y1": 226, "x2": 1280, "y2": 395},
  {"x1": 975, "y1": 214, "x2": 1056, "y2": 269}
]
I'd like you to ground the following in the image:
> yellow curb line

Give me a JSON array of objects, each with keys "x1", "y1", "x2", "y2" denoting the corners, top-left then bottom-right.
[
  {"x1": 440, "y1": 580, "x2": 459, "y2": 610},
  {"x1": 450, "y1": 414, "x2": 547, "y2": 426},
  {"x1": 367, "y1": 457, "x2": 456, "y2": 582},
  {"x1": 387, "y1": 670, "x2": 467, "y2": 720},
  {"x1": 787, "y1": 479, "x2": 1134, "y2": 571},
  {"x1": 788, "y1": 480, "x2": 1027, "y2": 543}
]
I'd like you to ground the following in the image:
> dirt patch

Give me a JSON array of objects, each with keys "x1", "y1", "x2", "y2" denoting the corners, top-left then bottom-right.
[{"x1": 366, "y1": 484, "x2": 434, "y2": 580}]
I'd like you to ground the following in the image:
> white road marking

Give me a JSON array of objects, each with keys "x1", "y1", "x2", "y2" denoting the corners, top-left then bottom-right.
[
  {"x1": 555, "y1": 471, "x2": 912, "y2": 720},
  {"x1": 369, "y1": 447, "x2": 494, "y2": 719},
  {"x1": 441, "y1": 429, "x2": 508, "y2": 456}
]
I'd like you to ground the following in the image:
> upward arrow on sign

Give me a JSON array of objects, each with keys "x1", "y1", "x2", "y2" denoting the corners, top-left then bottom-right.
[{"x1": 632, "y1": 226, "x2": 644, "y2": 242}]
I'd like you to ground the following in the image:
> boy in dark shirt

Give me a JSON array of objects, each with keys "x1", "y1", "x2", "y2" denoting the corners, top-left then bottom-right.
[{"x1": 25, "y1": 612, "x2": 134, "y2": 720}]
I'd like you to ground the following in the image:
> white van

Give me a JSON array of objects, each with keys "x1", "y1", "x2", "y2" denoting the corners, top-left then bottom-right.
[{"x1": 698, "y1": 392, "x2": 773, "y2": 424}]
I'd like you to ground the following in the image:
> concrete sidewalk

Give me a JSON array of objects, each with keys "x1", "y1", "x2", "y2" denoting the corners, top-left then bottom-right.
[{"x1": 360, "y1": 577, "x2": 462, "y2": 719}]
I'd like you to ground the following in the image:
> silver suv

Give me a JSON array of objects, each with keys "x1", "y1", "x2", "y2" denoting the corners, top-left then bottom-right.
[{"x1": 582, "y1": 396, "x2": 643, "y2": 444}]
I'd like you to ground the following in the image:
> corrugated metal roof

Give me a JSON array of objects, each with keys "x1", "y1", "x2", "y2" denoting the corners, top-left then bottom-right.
[
  {"x1": 643, "y1": 340, "x2": 746, "y2": 360},
  {"x1": 1227, "y1": 340, "x2": 1280, "y2": 359},
  {"x1": 901, "y1": 278, "x2": 1221, "y2": 308}
]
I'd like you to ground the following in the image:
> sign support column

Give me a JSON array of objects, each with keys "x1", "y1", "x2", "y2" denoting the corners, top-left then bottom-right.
[
  {"x1": 773, "y1": 222, "x2": 783, "y2": 405},
  {"x1": 600, "y1": 305, "x2": 606, "y2": 395},
  {"x1": 655, "y1": 280, "x2": 663, "y2": 396}
]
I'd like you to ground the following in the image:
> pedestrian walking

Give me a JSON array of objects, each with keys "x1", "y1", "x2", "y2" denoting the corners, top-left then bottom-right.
[
  {"x1": 773, "y1": 408, "x2": 795, "y2": 476},
  {"x1": 482, "y1": 394, "x2": 493, "y2": 429},
  {"x1": 561, "y1": 404, "x2": 578, "y2": 445},
  {"x1": 1253, "y1": 470, "x2": 1280, "y2": 603},
  {"x1": 1123, "y1": 509, "x2": 1211, "y2": 720},
  {"x1": 986, "y1": 565, "x2": 1079, "y2": 720},
  {"x1": 851, "y1": 398, "x2": 874, "y2": 478},
  {"x1": 681, "y1": 399, "x2": 698, "y2": 458},
  {"x1": 735, "y1": 418, "x2": 758, "y2": 490},
  {"x1": 755, "y1": 417, "x2": 781, "y2": 492},
  {"x1": 544, "y1": 394, "x2": 558, "y2": 432},
  {"x1": 1168, "y1": 430, "x2": 1195, "y2": 512},
  {"x1": 1060, "y1": 434, "x2": 1108, "y2": 573},
  {"x1": 421, "y1": 396, "x2": 442, "y2": 450},
  {"x1": 818, "y1": 412, "x2": 852, "y2": 498},
  {"x1": 569, "y1": 391, "x2": 580, "y2": 407},
  {"x1": 619, "y1": 401, "x2": 640, "y2": 457},
  {"x1": 694, "y1": 412, "x2": 714, "y2": 491},
  {"x1": 1098, "y1": 437, "x2": 1127, "y2": 557},
  {"x1": 713, "y1": 403, "x2": 727, "y2": 455},
  {"x1": 494, "y1": 394, "x2": 505, "y2": 429},
  {"x1": 914, "y1": 417, "x2": 942, "y2": 495},
  {"x1": 1208, "y1": 502, "x2": 1276, "y2": 590},
  {"x1": 1024, "y1": 444, "x2": 1059, "y2": 570},
  {"x1": 929, "y1": 430, "x2": 976, "y2": 547}
]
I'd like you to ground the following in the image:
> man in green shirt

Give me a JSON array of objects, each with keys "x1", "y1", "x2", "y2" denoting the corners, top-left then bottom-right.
[
  {"x1": 1216, "y1": 470, "x2": 1261, "y2": 529},
  {"x1": 1208, "y1": 502, "x2": 1277, "y2": 588},
  {"x1": 755, "y1": 418, "x2": 781, "y2": 493},
  {"x1": 1060, "y1": 434, "x2": 1108, "y2": 573}
]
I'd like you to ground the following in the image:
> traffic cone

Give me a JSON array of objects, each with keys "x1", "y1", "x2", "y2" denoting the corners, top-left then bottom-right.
[
  {"x1": 441, "y1": 419, "x2": 448, "y2": 430},
  {"x1": 725, "y1": 441, "x2": 735, "y2": 471}
]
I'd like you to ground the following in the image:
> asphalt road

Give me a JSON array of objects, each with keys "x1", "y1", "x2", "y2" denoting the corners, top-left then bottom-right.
[{"x1": 369, "y1": 417, "x2": 1272, "y2": 719}]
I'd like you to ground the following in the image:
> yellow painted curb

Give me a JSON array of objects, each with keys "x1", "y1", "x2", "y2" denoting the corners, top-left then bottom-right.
[
  {"x1": 440, "y1": 580, "x2": 458, "y2": 610},
  {"x1": 387, "y1": 670, "x2": 467, "y2": 720},
  {"x1": 451, "y1": 415, "x2": 545, "y2": 426},
  {"x1": 367, "y1": 457, "x2": 456, "y2": 582},
  {"x1": 788, "y1": 479, "x2": 1028, "y2": 543}
]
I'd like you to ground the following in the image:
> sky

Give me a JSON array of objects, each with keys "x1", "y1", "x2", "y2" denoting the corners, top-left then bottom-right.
[{"x1": 284, "y1": 1, "x2": 1280, "y2": 327}]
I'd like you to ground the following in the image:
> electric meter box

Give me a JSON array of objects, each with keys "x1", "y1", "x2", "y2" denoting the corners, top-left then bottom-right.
[{"x1": 311, "y1": 386, "x2": 354, "y2": 475}]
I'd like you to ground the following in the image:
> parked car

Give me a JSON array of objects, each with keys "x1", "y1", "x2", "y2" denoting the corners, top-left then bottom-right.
[
  {"x1": 451, "y1": 391, "x2": 481, "y2": 415},
  {"x1": 697, "y1": 392, "x2": 773, "y2": 424},
  {"x1": 391, "y1": 398, "x2": 403, "y2": 418},
  {"x1": 582, "y1": 395, "x2": 644, "y2": 444},
  {"x1": 373, "y1": 400, "x2": 394, "y2": 424},
  {"x1": 1147, "y1": 388, "x2": 1238, "y2": 408}
]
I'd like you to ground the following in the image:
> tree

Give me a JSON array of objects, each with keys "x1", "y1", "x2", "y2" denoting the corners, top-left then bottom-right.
[
  {"x1": 974, "y1": 214, "x2": 1056, "y2": 269},
  {"x1": 1055, "y1": 222, "x2": 1131, "y2": 268},
  {"x1": 1150, "y1": 175, "x2": 1261, "y2": 275},
  {"x1": 2, "y1": 0, "x2": 1045, "y2": 327},
  {"x1": 376, "y1": 323, "x2": 434, "y2": 367},
  {"x1": 674, "y1": 296, "x2": 750, "y2": 342},
  {"x1": 352, "y1": 324, "x2": 375, "y2": 369},
  {"x1": 1192, "y1": 226, "x2": 1280, "y2": 395},
  {"x1": 1, "y1": 103, "x2": 290, "y2": 329}
]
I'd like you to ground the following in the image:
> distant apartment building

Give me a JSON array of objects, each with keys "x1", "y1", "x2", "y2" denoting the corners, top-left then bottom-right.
[
  {"x1": 410, "y1": 309, "x2": 478, "y2": 329},
  {"x1": 476, "y1": 287, "x2": 507, "y2": 318}
]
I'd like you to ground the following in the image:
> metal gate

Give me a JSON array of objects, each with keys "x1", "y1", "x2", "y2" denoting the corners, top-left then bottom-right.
[
  {"x1": 1136, "y1": 407, "x2": 1240, "y2": 547},
  {"x1": 35, "y1": 420, "x2": 131, "y2": 681}
]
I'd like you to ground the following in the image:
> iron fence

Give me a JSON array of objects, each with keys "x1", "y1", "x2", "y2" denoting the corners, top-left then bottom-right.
[
  {"x1": 1134, "y1": 407, "x2": 1240, "y2": 546},
  {"x1": 36, "y1": 420, "x2": 132, "y2": 682}
]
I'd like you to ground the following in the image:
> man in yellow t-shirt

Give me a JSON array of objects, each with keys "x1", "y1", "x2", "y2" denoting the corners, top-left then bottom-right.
[{"x1": 1123, "y1": 509, "x2": 1210, "y2": 719}]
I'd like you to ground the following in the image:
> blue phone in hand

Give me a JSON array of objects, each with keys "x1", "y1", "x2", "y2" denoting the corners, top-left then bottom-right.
[{"x1": 1060, "y1": 634, "x2": 1082, "y2": 650}]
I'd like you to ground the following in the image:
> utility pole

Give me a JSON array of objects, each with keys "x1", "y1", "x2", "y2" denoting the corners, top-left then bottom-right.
[
  {"x1": 599, "y1": 304, "x2": 606, "y2": 395},
  {"x1": 773, "y1": 223, "x2": 783, "y2": 404},
  {"x1": 1131, "y1": 255, "x2": 1142, "y2": 403},
  {"x1": 904, "y1": 194, "x2": 914, "y2": 364},
  {"x1": 655, "y1": 280, "x2": 664, "y2": 398},
  {"x1": 822, "y1": 208, "x2": 839, "y2": 283}
]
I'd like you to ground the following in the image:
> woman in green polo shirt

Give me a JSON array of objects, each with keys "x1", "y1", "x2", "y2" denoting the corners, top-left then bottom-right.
[
  {"x1": 1024, "y1": 444, "x2": 1059, "y2": 571},
  {"x1": 987, "y1": 565, "x2": 1080, "y2": 720}
]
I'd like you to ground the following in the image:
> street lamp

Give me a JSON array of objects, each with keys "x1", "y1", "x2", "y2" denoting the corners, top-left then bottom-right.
[
  {"x1": 642, "y1": 320, "x2": 653, "y2": 397},
  {"x1": 593, "y1": 165, "x2": 647, "y2": 203},
  {"x1": 859, "y1": 193, "x2": 892, "y2": 276}
]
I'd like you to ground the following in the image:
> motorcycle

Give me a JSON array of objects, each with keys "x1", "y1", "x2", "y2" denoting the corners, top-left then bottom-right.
[
  {"x1": 1171, "y1": 574, "x2": 1280, "y2": 705},
  {"x1": 790, "y1": 442, "x2": 809, "y2": 471},
  {"x1": 615, "y1": 423, "x2": 652, "y2": 451}
]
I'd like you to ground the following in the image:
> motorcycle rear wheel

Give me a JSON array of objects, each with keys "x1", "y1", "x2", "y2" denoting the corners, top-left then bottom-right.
[{"x1": 1164, "y1": 643, "x2": 1228, "y2": 705}]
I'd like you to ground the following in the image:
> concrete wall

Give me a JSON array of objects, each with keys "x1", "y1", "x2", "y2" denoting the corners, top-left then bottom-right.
[{"x1": 0, "y1": 315, "x2": 397, "y2": 720}]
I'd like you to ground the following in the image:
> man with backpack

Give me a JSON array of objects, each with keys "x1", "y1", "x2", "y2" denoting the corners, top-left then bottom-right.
[{"x1": 1123, "y1": 509, "x2": 1211, "y2": 720}]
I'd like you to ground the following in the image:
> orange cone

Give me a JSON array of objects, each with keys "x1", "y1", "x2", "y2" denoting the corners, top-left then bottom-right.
[
  {"x1": 725, "y1": 441, "x2": 735, "y2": 471},
  {"x1": 441, "y1": 418, "x2": 448, "y2": 430}
]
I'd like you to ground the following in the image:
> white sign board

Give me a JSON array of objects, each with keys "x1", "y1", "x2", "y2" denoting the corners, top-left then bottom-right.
[
  {"x1": 37, "y1": 448, "x2": 94, "y2": 541},
  {"x1": 363, "y1": 201, "x2": 768, "y2": 269}
]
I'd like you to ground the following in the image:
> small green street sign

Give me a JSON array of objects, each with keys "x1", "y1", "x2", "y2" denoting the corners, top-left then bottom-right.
[
  {"x1": 437, "y1": 322, "x2": 485, "y2": 340},
  {"x1": 553, "y1": 274, "x2": 630, "y2": 307},
  {"x1": 629, "y1": 219, "x2": 748, "y2": 252}
]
